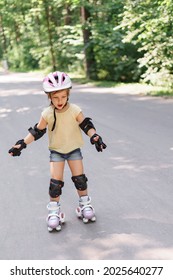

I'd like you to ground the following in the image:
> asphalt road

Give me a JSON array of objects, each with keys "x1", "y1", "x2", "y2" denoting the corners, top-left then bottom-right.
[{"x1": 0, "y1": 72, "x2": 173, "y2": 260}]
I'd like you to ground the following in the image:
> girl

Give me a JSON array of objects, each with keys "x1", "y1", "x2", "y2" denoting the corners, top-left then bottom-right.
[{"x1": 9, "y1": 71, "x2": 106, "y2": 232}]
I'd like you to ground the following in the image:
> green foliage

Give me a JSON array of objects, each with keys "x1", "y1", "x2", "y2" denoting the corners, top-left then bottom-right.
[
  {"x1": 0, "y1": 0, "x2": 172, "y2": 87},
  {"x1": 7, "y1": 44, "x2": 39, "y2": 70},
  {"x1": 121, "y1": 0, "x2": 173, "y2": 87}
]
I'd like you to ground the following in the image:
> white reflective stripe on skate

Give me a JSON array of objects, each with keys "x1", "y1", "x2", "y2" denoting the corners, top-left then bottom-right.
[{"x1": 47, "y1": 214, "x2": 60, "y2": 218}]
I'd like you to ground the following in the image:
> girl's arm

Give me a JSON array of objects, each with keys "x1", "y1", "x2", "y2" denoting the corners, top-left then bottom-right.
[
  {"x1": 24, "y1": 116, "x2": 47, "y2": 144},
  {"x1": 9, "y1": 116, "x2": 47, "y2": 156},
  {"x1": 77, "y1": 112, "x2": 107, "y2": 152},
  {"x1": 77, "y1": 112, "x2": 96, "y2": 137}
]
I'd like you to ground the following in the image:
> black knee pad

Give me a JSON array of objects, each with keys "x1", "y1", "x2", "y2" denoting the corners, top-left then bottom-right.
[
  {"x1": 49, "y1": 179, "x2": 64, "y2": 198},
  {"x1": 71, "y1": 174, "x2": 88, "y2": 191}
]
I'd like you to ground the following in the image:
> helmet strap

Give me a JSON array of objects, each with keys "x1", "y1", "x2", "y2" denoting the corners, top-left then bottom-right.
[
  {"x1": 51, "y1": 99, "x2": 69, "y2": 131},
  {"x1": 51, "y1": 107, "x2": 57, "y2": 131}
]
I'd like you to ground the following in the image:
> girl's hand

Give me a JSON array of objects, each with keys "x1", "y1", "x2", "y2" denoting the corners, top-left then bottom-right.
[
  {"x1": 8, "y1": 139, "x2": 27, "y2": 156},
  {"x1": 90, "y1": 134, "x2": 107, "y2": 152}
]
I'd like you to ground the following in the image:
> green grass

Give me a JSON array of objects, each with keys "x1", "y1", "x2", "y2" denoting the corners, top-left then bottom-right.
[
  {"x1": 71, "y1": 74, "x2": 173, "y2": 97},
  {"x1": 148, "y1": 89, "x2": 173, "y2": 97},
  {"x1": 71, "y1": 75, "x2": 121, "y2": 87}
]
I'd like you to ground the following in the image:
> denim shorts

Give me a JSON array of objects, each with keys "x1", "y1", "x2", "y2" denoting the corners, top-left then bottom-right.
[{"x1": 49, "y1": 148, "x2": 83, "y2": 162}]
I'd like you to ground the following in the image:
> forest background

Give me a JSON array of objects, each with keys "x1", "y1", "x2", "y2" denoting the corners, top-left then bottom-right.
[{"x1": 0, "y1": 0, "x2": 173, "y2": 95}]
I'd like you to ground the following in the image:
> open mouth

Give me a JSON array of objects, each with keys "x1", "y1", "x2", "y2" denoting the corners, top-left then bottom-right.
[{"x1": 57, "y1": 104, "x2": 63, "y2": 109}]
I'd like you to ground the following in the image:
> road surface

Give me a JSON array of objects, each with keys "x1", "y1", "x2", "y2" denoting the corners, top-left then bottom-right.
[{"x1": 0, "y1": 72, "x2": 173, "y2": 260}]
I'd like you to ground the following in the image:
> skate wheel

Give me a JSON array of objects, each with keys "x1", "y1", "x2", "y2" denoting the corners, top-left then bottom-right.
[
  {"x1": 60, "y1": 212, "x2": 65, "y2": 224},
  {"x1": 56, "y1": 224, "x2": 61, "y2": 231},
  {"x1": 91, "y1": 216, "x2": 96, "y2": 222},
  {"x1": 76, "y1": 207, "x2": 82, "y2": 218},
  {"x1": 48, "y1": 226, "x2": 53, "y2": 232},
  {"x1": 83, "y1": 217, "x2": 89, "y2": 223}
]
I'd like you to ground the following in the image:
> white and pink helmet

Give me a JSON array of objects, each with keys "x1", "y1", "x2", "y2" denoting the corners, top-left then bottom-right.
[{"x1": 43, "y1": 71, "x2": 72, "y2": 93}]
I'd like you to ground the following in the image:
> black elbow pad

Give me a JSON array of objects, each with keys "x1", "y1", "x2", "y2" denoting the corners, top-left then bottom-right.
[
  {"x1": 79, "y1": 117, "x2": 95, "y2": 134},
  {"x1": 28, "y1": 123, "x2": 46, "y2": 141}
]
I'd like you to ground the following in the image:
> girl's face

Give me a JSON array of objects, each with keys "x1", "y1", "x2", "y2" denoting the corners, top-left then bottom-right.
[{"x1": 50, "y1": 89, "x2": 68, "y2": 110}]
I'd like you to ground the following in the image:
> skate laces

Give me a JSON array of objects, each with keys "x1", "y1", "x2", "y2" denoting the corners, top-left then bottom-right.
[
  {"x1": 79, "y1": 196, "x2": 93, "y2": 211},
  {"x1": 47, "y1": 201, "x2": 60, "y2": 210},
  {"x1": 47, "y1": 202, "x2": 61, "y2": 217}
]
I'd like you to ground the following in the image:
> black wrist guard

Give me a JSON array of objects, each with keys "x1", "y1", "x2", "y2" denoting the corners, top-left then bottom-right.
[
  {"x1": 8, "y1": 139, "x2": 27, "y2": 157},
  {"x1": 28, "y1": 123, "x2": 46, "y2": 141},
  {"x1": 90, "y1": 133, "x2": 107, "y2": 152},
  {"x1": 79, "y1": 118, "x2": 95, "y2": 135}
]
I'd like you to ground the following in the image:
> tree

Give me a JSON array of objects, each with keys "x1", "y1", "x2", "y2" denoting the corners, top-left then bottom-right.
[
  {"x1": 121, "y1": 0, "x2": 173, "y2": 87},
  {"x1": 43, "y1": 0, "x2": 56, "y2": 70},
  {"x1": 1, "y1": 0, "x2": 172, "y2": 86},
  {"x1": 81, "y1": 5, "x2": 97, "y2": 79}
]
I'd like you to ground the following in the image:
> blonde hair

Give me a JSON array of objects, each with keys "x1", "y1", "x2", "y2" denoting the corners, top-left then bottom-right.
[{"x1": 47, "y1": 88, "x2": 70, "y2": 100}]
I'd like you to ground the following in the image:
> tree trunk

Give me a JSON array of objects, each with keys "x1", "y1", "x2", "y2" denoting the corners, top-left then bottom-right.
[
  {"x1": 81, "y1": 6, "x2": 97, "y2": 79},
  {"x1": 44, "y1": 1, "x2": 56, "y2": 71},
  {"x1": 64, "y1": 4, "x2": 71, "y2": 25}
]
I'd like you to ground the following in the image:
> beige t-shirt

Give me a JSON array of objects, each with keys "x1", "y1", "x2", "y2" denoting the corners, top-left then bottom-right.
[{"x1": 42, "y1": 103, "x2": 84, "y2": 153}]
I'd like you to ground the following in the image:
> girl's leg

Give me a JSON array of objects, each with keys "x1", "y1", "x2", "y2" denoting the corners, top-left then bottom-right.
[
  {"x1": 68, "y1": 159, "x2": 96, "y2": 222},
  {"x1": 47, "y1": 161, "x2": 65, "y2": 231},
  {"x1": 67, "y1": 159, "x2": 87, "y2": 197},
  {"x1": 50, "y1": 161, "x2": 65, "y2": 202}
]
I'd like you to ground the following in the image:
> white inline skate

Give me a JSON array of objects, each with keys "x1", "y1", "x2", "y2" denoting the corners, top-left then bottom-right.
[
  {"x1": 76, "y1": 195, "x2": 96, "y2": 223},
  {"x1": 46, "y1": 201, "x2": 65, "y2": 232}
]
